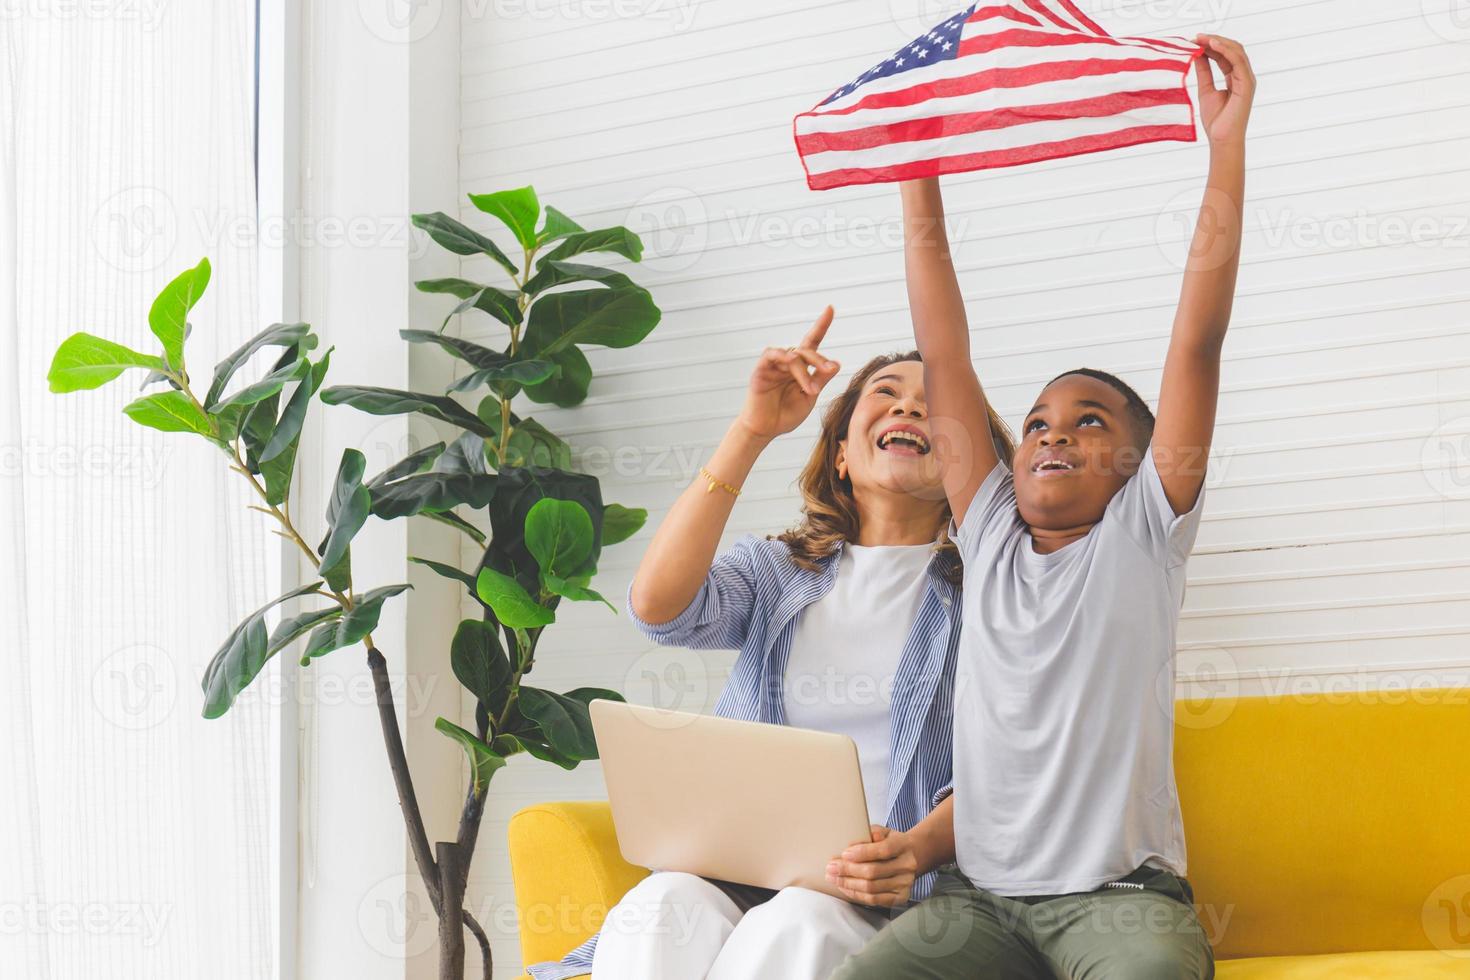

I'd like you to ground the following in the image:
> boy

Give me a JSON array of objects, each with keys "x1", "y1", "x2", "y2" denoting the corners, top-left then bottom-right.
[{"x1": 827, "y1": 33, "x2": 1255, "y2": 979}]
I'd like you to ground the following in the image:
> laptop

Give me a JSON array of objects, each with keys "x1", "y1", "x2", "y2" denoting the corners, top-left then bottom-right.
[{"x1": 589, "y1": 699, "x2": 874, "y2": 900}]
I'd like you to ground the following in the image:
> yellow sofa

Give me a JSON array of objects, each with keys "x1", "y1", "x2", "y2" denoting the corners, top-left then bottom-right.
[{"x1": 509, "y1": 690, "x2": 1470, "y2": 978}]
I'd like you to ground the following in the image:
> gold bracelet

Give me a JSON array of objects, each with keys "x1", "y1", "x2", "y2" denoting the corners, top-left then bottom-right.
[{"x1": 699, "y1": 466, "x2": 742, "y2": 497}]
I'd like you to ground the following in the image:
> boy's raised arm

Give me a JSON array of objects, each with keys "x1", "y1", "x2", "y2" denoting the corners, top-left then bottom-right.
[
  {"x1": 1153, "y1": 34, "x2": 1256, "y2": 516},
  {"x1": 901, "y1": 178, "x2": 1000, "y2": 526}
]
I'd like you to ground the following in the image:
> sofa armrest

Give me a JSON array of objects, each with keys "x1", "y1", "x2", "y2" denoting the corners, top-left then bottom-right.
[{"x1": 508, "y1": 801, "x2": 650, "y2": 970}]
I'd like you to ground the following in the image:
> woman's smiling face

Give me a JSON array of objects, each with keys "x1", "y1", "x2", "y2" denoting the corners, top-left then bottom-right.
[
  {"x1": 837, "y1": 360, "x2": 945, "y2": 501},
  {"x1": 1013, "y1": 373, "x2": 1143, "y2": 529}
]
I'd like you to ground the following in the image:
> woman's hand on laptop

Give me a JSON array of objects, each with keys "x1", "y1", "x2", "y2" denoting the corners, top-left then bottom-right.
[{"x1": 825, "y1": 825, "x2": 920, "y2": 907}]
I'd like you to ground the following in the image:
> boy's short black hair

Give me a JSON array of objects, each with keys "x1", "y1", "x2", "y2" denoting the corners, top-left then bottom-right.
[{"x1": 1045, "y1": 367, "x2": 1155, "y2": 452}]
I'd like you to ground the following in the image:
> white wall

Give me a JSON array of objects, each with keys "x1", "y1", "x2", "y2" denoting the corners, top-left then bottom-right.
[
  {"x1": 292, "y1": 1, "x2": 465, "y2": 978},
  {"x1": 454, "y1": 0, "x2": 1470, "y2": 974}
]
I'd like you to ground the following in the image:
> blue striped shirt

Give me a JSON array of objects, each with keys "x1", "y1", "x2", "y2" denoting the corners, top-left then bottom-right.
[{"x1": 527, "y1": 534, "x2": 961, "y2": 980}]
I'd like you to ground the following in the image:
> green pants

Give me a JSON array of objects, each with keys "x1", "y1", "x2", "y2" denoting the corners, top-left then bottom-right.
[{"x1": 831, "y1": 863, "x2": 1215, "y2": 980}]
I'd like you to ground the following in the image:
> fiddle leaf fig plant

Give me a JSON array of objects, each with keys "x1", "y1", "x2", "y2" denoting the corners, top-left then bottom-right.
[{"x1": 45, "y1": 185, "x2": 660, "y2": 980}]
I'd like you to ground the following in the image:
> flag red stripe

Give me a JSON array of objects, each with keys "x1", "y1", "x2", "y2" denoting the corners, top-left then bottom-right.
[
  {"x1": 1118, "y1": 35, "x2": 1200, "y2": 54},
  {"x1": 970, "y1": 5, "x2": 1044, "y2": 27},
  {"x1": 802, "y1": 56, "x2": 1193, "y2": 120},
  {"x1": 796, "y1": 88, "x2": 1190, "y2": 155},
  {"x1": 958, "y1": 27, "x2": 1186, "y2": 59},
  {"x1": 803, "y1": 124, "x2": 1198, "y2": 190},
  {"x1": 1054, "y1": 0, "x2": 1109, "y2": 37},
  {"x1": 1020, "y1": 0, "x2": 1082, "y2": 34}
]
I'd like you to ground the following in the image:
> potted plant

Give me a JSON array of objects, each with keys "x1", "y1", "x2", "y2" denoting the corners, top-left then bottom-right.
[{"x1": 46, "y1": 186, "x2": 661, "y2": 979}]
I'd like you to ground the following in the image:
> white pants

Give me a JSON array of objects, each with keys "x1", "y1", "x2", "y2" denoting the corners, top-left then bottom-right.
[{"x1": 590, "y1": 870, "x2": 889, "y2": 980}]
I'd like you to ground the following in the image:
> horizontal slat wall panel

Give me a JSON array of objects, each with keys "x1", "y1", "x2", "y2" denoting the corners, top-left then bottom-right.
[{"x1": 455, "y1": 1, "x2": 1470, "y2": 974}]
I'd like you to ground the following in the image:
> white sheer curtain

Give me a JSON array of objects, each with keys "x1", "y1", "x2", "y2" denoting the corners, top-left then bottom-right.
[{"x1": 1, "y1": 5, "x2": 279, "y2": 978}]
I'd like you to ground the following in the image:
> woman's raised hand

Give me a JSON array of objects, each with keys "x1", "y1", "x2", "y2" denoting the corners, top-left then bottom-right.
[{"x1": 736, "y1": 306, "x2": 841, "y2": 442}]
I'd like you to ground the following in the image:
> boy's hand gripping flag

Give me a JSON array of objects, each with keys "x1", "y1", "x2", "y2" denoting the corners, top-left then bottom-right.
[{"x1": 794, "y1": 1, "x2": 1205, "y2": 190}]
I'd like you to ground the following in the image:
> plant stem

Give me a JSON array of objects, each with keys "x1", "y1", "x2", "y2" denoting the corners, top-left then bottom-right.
[
  {"x1": 494, "y1": 244, "x2": 537, "y2": 467},
  {"x1": 369, "y1": 646, "x2": 445, "y2": 914},
  {"x1": 462, "y1": 911, "x2": 492, "y2": 980},
  {"x1": 454, "y1": 783, "x2": 486, "y2": 876},
  {"x1": 436, "y1": 843, "x2": 466, "y2": 980},
  {"x1": 175, "y1": 361, "x2": 494, "y2": 969}
]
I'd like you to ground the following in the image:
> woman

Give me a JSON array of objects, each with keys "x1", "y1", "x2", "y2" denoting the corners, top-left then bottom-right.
[{"x1": 527, "y1": 307, "x2": 1015, "y2": 980}]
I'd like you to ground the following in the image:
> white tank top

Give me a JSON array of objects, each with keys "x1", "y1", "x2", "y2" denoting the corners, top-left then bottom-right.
[{"x1": 784, "y1": 542, "x2": 934, "y2": 826}]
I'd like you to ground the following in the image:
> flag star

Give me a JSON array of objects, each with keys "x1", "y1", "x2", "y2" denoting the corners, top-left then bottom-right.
[
  {"x1": 917, "y1": 48, "x2": 928, "y2": 58},
  {"x1": 895, "y1": 56, "x2": 905, "y2": 66},
  {"x1": 942, "y1": 40, "x2": 953, "y2": 50}
]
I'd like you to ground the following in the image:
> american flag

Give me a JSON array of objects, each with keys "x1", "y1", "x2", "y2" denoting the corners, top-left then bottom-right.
[{"x1": 794, "y1": 1, "x2": 1204, "y2": 190}]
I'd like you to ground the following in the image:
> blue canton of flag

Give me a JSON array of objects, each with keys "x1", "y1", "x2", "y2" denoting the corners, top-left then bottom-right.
[{"x1": 819, "y1": 6, "x2": 973, "y2": 107}]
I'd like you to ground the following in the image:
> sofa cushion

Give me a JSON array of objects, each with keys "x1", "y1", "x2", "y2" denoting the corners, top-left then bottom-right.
[
  {"x1": 1174, "y1": 690, "x2": 1470, "y2": 958},
  {"x1": 1216, "y1": 950, "x2": 1470, "y2": 977}
]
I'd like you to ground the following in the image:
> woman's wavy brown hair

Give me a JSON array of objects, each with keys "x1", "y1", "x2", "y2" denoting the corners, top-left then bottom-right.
[{"x1": 775, "y1": 351, "x2": 1017, "y2": 584}]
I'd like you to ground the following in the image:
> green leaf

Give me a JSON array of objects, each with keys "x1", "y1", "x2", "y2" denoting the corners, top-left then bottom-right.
[
  {"x1": 149, "y1": 258, "x2": 211, "y2": 370},
  {"x1": 47, "y1": 333, "x2": 167, "y2": 393},
  {"x1": 492, "y1": 731, "x2": 578, "y2": 770},
  {"x1": 261, "y1": 348, "x2": 331, "y2": 463},
  {"x1": 299, "y1": 622, "x2": 347, "y2": 661},
  {"x1": 600, "y1": 503, "x2": 647, "y2": 546},
  {"x1": 475, "y1": 567, "x2": 555, "y2": 628},
  {"x1": 236, "y1": 344, "x2": 298, "y2": 474},
  {"x1": 138, "y1": 322, "x2": 192, "y2": 391},
  {"x1": 516, "y1": 687, "x2": 606, "y2": 761},
  {"x1": 122, "y1": 390, "x2": 215, "y2": 437},
  {"x1": 257, "y1": 351, "x2": 333, "y2": 505},
  {"x1": 318, "y1": 449, "x2": 371, "y2": 590},
  {"x1": 543, "y1": 573, "x2": 613, "y2": 610},
  {"x1": 448, "y1": 359, "x2": 557, "y2": 397},
  {"x1": 433, "y1": 433, "x2": 489, "y2": 475},
  {"x1": 212, "y1": 355, "x2": 310, "y2": 412},
  {"x1": 320, "y1": 386, "x2": 494, "y2": 439},
  {"x1": 239, "y1": 396, "x2": 280, "y2": 472},
  {"x1": 415, "y1": 277, "x2": 491, "y2": 300},
  {"x1": 450, "y1": 619, "x2": 513, "y2": 716},
  {"x1": 213, "y1": 403, "x2": 247, "y2": 443},
  {"x1": 525, "y1": 498, "x2": 595, "y2": 582},
  {"x1": 523, "y1": 287, "x2": 661, "y2": 355},
  {"x1": 396, "y1": 330, "x2": 524, "y2": 377},
  {"x1": 201, "y1": 581, "x2": 323, "y2": 718},
  {"x1": 369, "y1": 472, "x2": 498, "y2": 519},
  {"x1": 423, "y1": 510, "x2": 487, "y2": 546},
  {"x1": 411, "y1": 212, "x2": 517, "y2": 278},
  {"x1": 266, "y1": 605, "x2": 344, "y2": 658},
  {"x1": 523, "y1": 259, "x2": 635, "y2": 297},
  {"x1": 468, "y1": 186, "x2": 540, "y2": 253},
  {"x1": 538, "y1": 226, "x2": 642, "y2": 266},
  {"x1": 409, "y1": 555, "x2": 482, "y2": 599},
  {"x1": 368, "y1": 442, "x2": 446, "y2": 489},
  {"x1": 564, "y1": 686, "x2": 624, "y2": 707},
  {"x1": 205, "y1": 322, "x2": 315, "y2": 409},
  {"x1": 435, "y1": 718, "x2": 506, "y2": 794},
  {"x1": 416, "y1": 281, "x2": 523, "y2": 330},
  {"x1": 521, "y1": 346, "x2": 592, "y2": 408},
  {"x1": 438, "y1": 286, "x2": 523, "y2": 330},
  {"x1": 537, "y1": 206, "x2": 584, "y2": 245},
  {"x1": 478, "y1": 408, "x2": 574, "y2": 470},
  {"x1": 509, "y1": 418, "x2": 573, "y2": 470},
  {"x1": 299, "y1": 584, "x2": 411, "y2": 662},
  {"x1": 479, "y1": 466, "x2": 603, "y2": 603}
]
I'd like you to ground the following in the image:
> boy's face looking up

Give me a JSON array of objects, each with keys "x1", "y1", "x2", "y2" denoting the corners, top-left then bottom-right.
[{"x1": 1013, "y1": 373, "x2": 1145, "y2": 532}]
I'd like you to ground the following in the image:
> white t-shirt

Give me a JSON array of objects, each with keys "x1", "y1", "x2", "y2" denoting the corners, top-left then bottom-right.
[
  {"x1": 951, "y1": 444, "x2": 1206, "y2": 895},
  {"x1": 785, "y1": 542, "x2": 934, "y2": 827}
]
